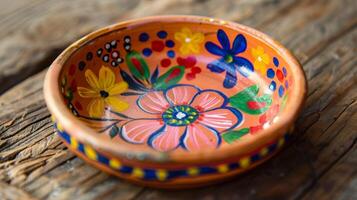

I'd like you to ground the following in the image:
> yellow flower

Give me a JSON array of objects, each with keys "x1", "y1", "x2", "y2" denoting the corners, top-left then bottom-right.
[
  {"x1": 77, "y1": 66, "x2": 129, "y2": 118},
  {"x1": 251, "y1": 46, "x2": 270, "y2": 74},
  {"x1": 174, "y1": 27, "x2": 204, "y2": 55}
]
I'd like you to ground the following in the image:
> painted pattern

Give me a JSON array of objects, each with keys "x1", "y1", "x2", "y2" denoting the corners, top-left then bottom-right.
[
  {"x1": 59, "y1": 20, "x2": 293, "y2": 153},
  {"x1": 54, "y1": 121, "x2": 289, "y2": 181}
]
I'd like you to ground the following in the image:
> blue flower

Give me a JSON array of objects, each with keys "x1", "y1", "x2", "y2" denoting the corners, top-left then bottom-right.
[{"x1": 205, "y1": 29, "x2": 254, "y2": 88}]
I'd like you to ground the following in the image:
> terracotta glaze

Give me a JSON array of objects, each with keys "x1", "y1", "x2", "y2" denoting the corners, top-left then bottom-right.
[{"x1": 44, "y1": 15, "x2": 307, "y2": 188}]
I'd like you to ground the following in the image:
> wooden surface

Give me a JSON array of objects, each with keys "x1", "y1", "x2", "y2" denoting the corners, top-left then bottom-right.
[{"x1": 0, "y1": 0, "x2": 356, "y2": 199}]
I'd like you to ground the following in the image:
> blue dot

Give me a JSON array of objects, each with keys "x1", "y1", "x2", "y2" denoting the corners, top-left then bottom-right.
[
  {"x1": 167, "y1": 50, "x2": 175, "y2": 58},
  {"x1": 139, "y1": 33, "x2": 149, "y2": 42},
  {"x1": 157, "y1": 30, "x2": 167, "y2": 39},
  {"x1": 142, "y1": 48, "x2": 152, "y2": 57},
  {"x1": 279, "y1": 85, "x2": 285, "y2": 97},
  {"x1": 282, "y1": 67, "x2": 287, "y2": 77},
  {"x1": 285, "y1": 80, "x2": 289, "y2": 89},
  {"x1": 273, "y1": 57, "x2": 279, "y2": 67},
  {"x1": 267, "y1": 68, "x2": 275, "y2": 78},
  {"x1": 165, "y1": 40, "x2": 175, "y2": 48},
  {"x1": 269, "y1": 81, "x2": 276, "y2": 91}
]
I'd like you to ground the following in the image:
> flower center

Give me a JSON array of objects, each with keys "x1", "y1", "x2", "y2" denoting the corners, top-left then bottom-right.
[
  {"x1": 99, "y1": 90, "x2": 109, "y2": 98},
  {"x1": 175, "y1": 111, "x2": 186, "y2": 119},
  {"x1": 224, "y1": 54, "x2": 233, "y2": 63},
  {"x1": 257, "y1": 56, "x2": 262, "y2": 62},
  {"x1": 185, "y1": 38, "x2": 191, "y2": 43},
  {"x1": 162, "y1": 105, "x2": 199, "y2": 126}
]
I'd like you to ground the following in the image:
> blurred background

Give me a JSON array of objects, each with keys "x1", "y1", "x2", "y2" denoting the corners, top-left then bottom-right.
[{"x1": 2, "y1": 0, "x2": 353, "y2": 94}]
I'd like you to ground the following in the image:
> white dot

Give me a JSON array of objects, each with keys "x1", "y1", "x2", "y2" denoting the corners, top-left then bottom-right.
[
  {"x1": 263, "y1": 122, "x2": 271, "y2": 129},
  {"x1": 176, "y1": 112, "x2": 186, "y2": 119},
  {"x1": 273, "y1": 116, "x2": 279, "y2": 123},
  {"x1": 185, "y1": 38, "x2": 191, "y2": 43}
]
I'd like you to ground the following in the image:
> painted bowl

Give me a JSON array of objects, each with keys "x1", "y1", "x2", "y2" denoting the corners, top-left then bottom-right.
[{"x1": 44, "y1": 15, "x2": 306, "y2": 188}]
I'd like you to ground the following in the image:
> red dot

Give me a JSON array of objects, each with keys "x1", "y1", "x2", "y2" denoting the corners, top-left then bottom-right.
[
  {"x1": 250, "y1": 125, "x2": 263, "y2": 134},
  {"x1": 247, "y1": 101, "x2": 266, "y2": 110},
  {"x1": 191, "y1": 67, "x2": 201, "y2": 74},
  {"x1": 160, "y1": 58, "x2": 171, "y2": 68},
  {"x1": 151, "y1": 40, "x2": 165, "y2": 52},
  {"x1": 70, "y1": 80, "x2": 77, "y2": 92},
  {"x1": 185, "y1": 72, "x2": 196, "y2": 80},
  {"x1": 259, "y1": 113, "x2": 268, "y2": 124},
  {"x1": 185, "y1": 56, "x2": 197, "y2": 68},
  {"x1": 276, "y1": 69, "x2": 284, "y2": 82}
]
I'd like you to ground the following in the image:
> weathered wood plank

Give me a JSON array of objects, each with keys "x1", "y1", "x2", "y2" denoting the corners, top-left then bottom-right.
[{"x1": 301, "y1": 143, "x2": 356, "y2": 200}]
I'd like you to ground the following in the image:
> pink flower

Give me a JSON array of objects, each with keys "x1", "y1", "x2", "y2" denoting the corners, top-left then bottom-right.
[{"x1": 120, "y1": 84, "x2": 243, "y2": 152}]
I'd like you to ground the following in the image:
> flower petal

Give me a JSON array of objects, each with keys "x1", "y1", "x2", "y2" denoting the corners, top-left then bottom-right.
[
  {"x1": 188, "y1": 43, "x2": 200, "y2": 54},
  {"x1": 180, "y1": 44, "x2": 191, "y2": 55},
  {"x1": 165, "y1": 84, "x2": 200, "y2": 105},
  {"x1": 85, "y1": 69, "x2": 100, "y2": 90},
  {"x1": 223, "y1": 70, "x2": 237, "y2": 88},
  {"x1": 105, "y1": 96, "x2": 129, "y2": 112},
  {"x1": 87, "y1": 98, "x2": 105, "y2": 118},
  {"x1": 181, "y1": 123, "x2": 221, "y2": 151},
  {"x1": 207, "y1": 59, "x2": 227, "y2": 73},
  {"x1": 99, "y1": 66, "x2": 115, "y2": 89},
  {"x1": 121, "y1": 119, "x2": 163, "y2": 144},
  {"x1": 192, "y1": 32, "x2": 204, "y2": 43},
  {"x1": 148, "y1": 125, "x2": 185, "y2": 152},
  {"x1": 137, "y1": 91, "x2": 170, "y2": 114},
  {"x1": 190, "y1": 90, "x2": 228, "y2": 111},
  {"x1": 234, "y1": 56, "x2": 254, "y2": 77},
  {"x1": 231, "y1": 34, "x2": 247, "y2": 54},
  {"x1": 77, "y1": 87, "x2": 99, "y2": 98},
  {"x1": 262, "y1": 53, "x2": 270, "y2": 64},
  {"x1": 205, "y1": 42, "x2": 226, "y2": 56},
  {"x1": 199, "y1": 107, "x2": 242, "y2": 132},
  {"x1": 217, "y1": 29, "x2": 230, "y2": 51},
  {"x1": 109, "y1": 82, "x2": 128, "y2": 95}
]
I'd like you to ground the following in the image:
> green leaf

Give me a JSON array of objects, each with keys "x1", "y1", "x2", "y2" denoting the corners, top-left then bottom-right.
[
  {"x1": 229, "y1": 85, "x2": 272, "y2": 115},
  {"x1": 65, "y1": 88, "x2": 73, "y2": 100},
  {"x1": 222, "y1": 128, "x2": 250, "y2": 144},
  {"x1": 126, "y1": 51, "x2": 150, "y2": 81},
  {"x1": 281, "y1": 94, "x2": 288, "y2": 110},
  {"x1": 61, "y1": 76, "x2": 67, "y2": 86},
  {"x1": 109, "y1": 125, "x2": 120, "y2": 138},
  {"x1": 153, "y1": 66, "x2": 185, "y2": 90}
]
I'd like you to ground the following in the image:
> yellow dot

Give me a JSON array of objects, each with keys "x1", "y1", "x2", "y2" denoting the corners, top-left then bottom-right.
[
  {"x1": 132, "y1": 168, "x2": 144, "y2": 178},
  {"x1": 239, "y1": 157, "x2": 251, "y2": 168},
  {"x1": 217, "y1": 164, "x2": 229, "y2": 173},
  {"x1": 51, "y1": 115, "x2": 56, "y2": 122},
  {"x1": 260, "y1": 148, "x2": 269, "y2": 157},
  {"x1": 56, "y1": 122, "x2": 64, "y2": 132},
  {"x1": 219, "y1": 20, "x2": 228, "y2": 25},
  {"x1": 84, "y1": 146, "x2": 97, "y2": 160},
  {"x1": 109, "y1": 159, "x2": 122, "y2": 169},
  {"x1": 70, "y1": 137, "x2": 79, "y2": 149},
  {"x1": 156, "y1": 170, "x2": 168, "y2": 181},
  {"x1": 278, "y1": 138, "x2": 285, "y2": 147},
  {"x1": 187, "y1": 167, "x2": 199, "y2": 176}
]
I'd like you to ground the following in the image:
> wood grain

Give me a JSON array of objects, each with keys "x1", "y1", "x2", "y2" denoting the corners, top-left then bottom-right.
[{"x1": 0, "y1": 0, "x2": 356, "y2": 199}]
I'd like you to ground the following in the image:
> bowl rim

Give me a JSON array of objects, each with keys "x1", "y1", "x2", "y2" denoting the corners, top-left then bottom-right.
[{"x1": 44, "y1": 15, "x2": 307, "y2": 164}]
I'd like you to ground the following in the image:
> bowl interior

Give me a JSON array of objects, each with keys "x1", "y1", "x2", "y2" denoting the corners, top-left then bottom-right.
[{"x1": 58, "y1": 18, "x2": 294, "y2": 153}]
